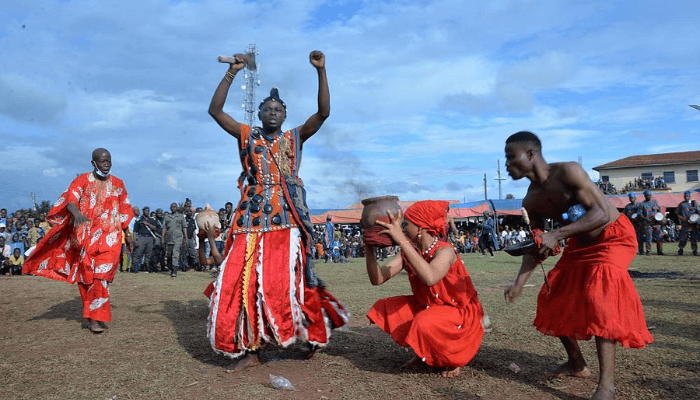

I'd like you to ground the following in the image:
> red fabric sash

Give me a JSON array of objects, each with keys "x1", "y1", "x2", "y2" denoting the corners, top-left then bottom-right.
[
  {"x1": 362, "y1": 218, "x2": 394, "y2": 247},
  {"x1": 531, "y1": 228, "x2": 561, "y2": 264}
]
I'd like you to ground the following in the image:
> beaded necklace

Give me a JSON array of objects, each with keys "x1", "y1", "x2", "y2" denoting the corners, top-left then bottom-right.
[{"x1": 421, "y1": 237, "x2": 439, "y2": 257}]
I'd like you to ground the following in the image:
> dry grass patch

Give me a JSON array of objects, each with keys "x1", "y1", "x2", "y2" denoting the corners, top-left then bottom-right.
[{"x1": 1, "y1": 252, "x2": 698, "y2": 399}]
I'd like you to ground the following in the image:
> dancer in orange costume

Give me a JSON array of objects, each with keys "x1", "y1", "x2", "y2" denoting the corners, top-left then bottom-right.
[
  {"x1": 207, "y1": 50, "x2": 348, "y2": 371},
  {"x1": 366, "y1": 200, "x2": 485, "y2": 378},
  {"x1": 503, "y1": 131, "x2": 653, "y2": 400},
  {"x1": 24, "y1": 148, "x2": 134, "y2": 333}
]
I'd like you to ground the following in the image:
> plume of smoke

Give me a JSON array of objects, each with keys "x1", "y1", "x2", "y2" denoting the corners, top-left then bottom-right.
[
  {"x1": 167, "y1": 175, "x2": 182, "y2": 191},
  {"x1": 335, "y1": 179, "x2": 377, "y2": 203}
]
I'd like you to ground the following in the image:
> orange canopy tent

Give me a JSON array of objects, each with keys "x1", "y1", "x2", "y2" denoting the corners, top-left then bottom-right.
[
  {"x1": 607, "y1": 191, "x2": 700, "y2": 213},
  {"x1": 309, "y1": 191, "x2": 698, "y2": 225}
]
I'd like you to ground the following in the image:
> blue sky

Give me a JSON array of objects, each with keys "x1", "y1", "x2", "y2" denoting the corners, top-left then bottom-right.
[{"x1": 1, "y1": 0, "x2": 699, "y2": 212}]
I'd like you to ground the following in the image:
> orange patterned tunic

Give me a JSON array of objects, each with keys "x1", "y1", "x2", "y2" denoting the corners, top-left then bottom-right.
[
  {"x1": 230, "y1": 124, "x2": 301, "y2": 235},
  {"x1": 23, "y1": 172, "x2": 134, "y2": 284}
]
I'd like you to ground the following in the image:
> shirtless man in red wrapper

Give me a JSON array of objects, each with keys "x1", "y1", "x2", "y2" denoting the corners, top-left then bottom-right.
[{"x1": 503, "y1": 131, "x2": 652, "y2": 400}]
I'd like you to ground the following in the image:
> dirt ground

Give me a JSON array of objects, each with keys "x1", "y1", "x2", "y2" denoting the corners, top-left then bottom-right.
[{"x1": 1, "y1": 251, "x2": 698, "y2": 400}]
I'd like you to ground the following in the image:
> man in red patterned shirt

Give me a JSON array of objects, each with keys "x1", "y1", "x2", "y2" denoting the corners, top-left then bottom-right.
[{"x1": 24, "y1": 148, "x2": 134, "y2": 333}]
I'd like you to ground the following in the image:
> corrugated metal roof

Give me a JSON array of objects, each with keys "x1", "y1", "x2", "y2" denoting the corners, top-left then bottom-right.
[{"x1": 594, "y1": 150, "x2": 700, "y2": 170}]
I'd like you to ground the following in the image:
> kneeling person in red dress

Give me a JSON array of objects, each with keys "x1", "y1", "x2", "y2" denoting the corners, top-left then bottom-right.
[
  {"x1": 366, "y1": 200, "x2": 485, "y2": 378},
  {"x1": 503, "y1": 131, "x2": 653, "y2": 400}
]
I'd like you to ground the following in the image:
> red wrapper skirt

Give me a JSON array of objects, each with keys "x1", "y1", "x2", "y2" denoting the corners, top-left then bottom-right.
[{"x1": 533, "y1": 215, "x2": 653, "y2": 348}]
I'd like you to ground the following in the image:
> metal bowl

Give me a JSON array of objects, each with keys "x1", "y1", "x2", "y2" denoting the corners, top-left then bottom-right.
[{"x1": 503, "y1": 239, "x2": 536, "y2": 256}]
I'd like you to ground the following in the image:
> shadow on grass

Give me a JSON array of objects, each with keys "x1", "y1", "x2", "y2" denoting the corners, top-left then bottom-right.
[
  {"x1": 644, "y1": 320, "x2": 700, "y2": 346},
  {"x1": 628, "y1": 270, "x2": 699, "y2": 280},
  {"x1": 643, "y1": 297, "x2": 700, "y2": 314},
  {"x1": 322, "y1": 326, "x2": 410, "y2": 373},
  {"x1": 470, "y1": 346, "x2": 591, "y2": 400},
  {"x1": 28, "y1": 297, "x2": 83, "y2": 325},
  {"x1": 324, "y1": 327, "x2": 589, "y2": 400},
  {"x1": 665, "y1": 358, "x2": 700, "y2": 374},
  {"x1": 160, "y1": 298, "x2": 226, "y2": 366},
  {"x1": 636, "y1": 376, "x2": 700, "y2": 399},
  {"x1": 160, "y1": 298, "x2": 355, "y2": 368}
]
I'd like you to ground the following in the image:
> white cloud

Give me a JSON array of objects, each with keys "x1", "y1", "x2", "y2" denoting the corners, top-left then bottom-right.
[
  {"x1": 43, "y1": 168, "x2": 65, "y2": 177},
  {"x1": 1, "y1": 0, "x2": 700, "y2": 211}
]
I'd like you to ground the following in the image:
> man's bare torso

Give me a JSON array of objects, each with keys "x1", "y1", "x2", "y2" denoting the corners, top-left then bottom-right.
[{"x1": 522, "y1": 162, "x2": 618, "y2": 240}]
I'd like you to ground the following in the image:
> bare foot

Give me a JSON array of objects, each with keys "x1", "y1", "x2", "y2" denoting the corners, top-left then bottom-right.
[
  {"x1": 400, "y1": 356, "x2": 424, "y2": 370},
  {"x1": 592, "y1": 386, "x2": 616, "y2": 400},
  {"x1": 305, "y1": 343, "x2": 321, "y2": 359},
  {"x1": 225, "y1": 352, "x2": 262, "y2": 373},
  {"x1": 544, "y1": 362, "x2": 591, "y2": 379},
  {"x1": 440, "y1": 367, "x2": 460, "y2": 378}
]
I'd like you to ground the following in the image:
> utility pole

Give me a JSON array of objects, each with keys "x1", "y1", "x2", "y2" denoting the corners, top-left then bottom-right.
[
  {"x1": 495, "y1": 159, "x2": 506, "y2": 200},
  {"x1": 483, "y1": 173, "x2": 488, "y2": 201}
]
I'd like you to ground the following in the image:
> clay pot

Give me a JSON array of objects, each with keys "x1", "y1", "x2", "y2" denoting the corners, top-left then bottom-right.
[
  {"x1": 196, "y1": 205, "x2": 221, "y2": 233},
  {"x1": 360, "y1": 196, "x2": 401, "y2": 228}
]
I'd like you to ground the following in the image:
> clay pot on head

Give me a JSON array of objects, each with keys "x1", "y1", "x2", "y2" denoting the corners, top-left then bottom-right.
[
  {"x1": 360, "y1": 196, "x2": 401, "y2": 247},
  {"x1": 360, "y1": 196, "x2": 401, "y2": 228}
]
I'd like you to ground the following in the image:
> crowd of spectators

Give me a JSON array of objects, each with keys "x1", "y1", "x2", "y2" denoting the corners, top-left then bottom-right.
[
  {"x1": 0, "y1": 208, "x2": 51, "y2": 276},
  {"x1": 622, "y1": 176, "x2": 668, "y2": 193},
  {"x1": 596, "y1": 179, "x2": 618, "y2": 194},
  {"x1": 597, "y1": 175, "x2": 670, "y2": 196},
  {"x1": 448, "y1": 223, "x2": 532, "y2": 254},
  {"x1": 0, "y1": 199, "x2": 690, "y2": 277},
  {"x1": 311, "y1": 225, "x2": 365, "y2": 263}
]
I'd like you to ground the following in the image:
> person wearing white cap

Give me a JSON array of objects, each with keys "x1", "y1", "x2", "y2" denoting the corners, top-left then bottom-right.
[{"x1": 0, "y1": 222, "x2": 10, "y2": 243}]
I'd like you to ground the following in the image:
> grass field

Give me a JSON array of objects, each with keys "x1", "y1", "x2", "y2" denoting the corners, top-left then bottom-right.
[{"x1": 1, "y1": 251, "x2": 698, "y2": 399}]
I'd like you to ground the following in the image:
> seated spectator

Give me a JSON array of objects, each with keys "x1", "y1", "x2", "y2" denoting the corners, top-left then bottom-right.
[
  {"x1": 518, "y1": 227, "x2": 528, "y2": 242},
  {"x1": 0, "y1": 223, "x2": 9, "y2": 242},
  {"x1": 39, "y1": 215, "x2": 51, "y2": 234},
  {"x1": 6, "y1": 247, "x2": 24, "y2": 275},
  {"x1": 470, "y1": 234, "x2": 479, "y2": 253},
  {"x1": 8, "y1": 233, "x2": 24, "y2": 256},
  {"x1": 315, "y1": 241, "x2": 324, "y2": 260},
  {"x1": 27, "y1": 219, "x2": 45, "y2": 248},
  {"x1": 331, "y1": 240, "x2": 344, "y2": 263},
  {"x1": 0, "y1": 237, "x2": 11, "y2": 274}
]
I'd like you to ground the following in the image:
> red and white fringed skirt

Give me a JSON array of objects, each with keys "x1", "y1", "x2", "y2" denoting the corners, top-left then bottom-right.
[{"x1": 205, "y1": 228, "x2": 348, "y2": 358}]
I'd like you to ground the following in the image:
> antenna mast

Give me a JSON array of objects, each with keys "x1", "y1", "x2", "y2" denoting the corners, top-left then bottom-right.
[{"x1": 241, "y1": 44, "x2": 261, "y2": 128}]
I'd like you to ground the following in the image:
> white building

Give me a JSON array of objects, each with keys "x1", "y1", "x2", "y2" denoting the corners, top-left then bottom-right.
[{"x1": 593, "y1": 150, "x2": 700, "y2": 193}]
